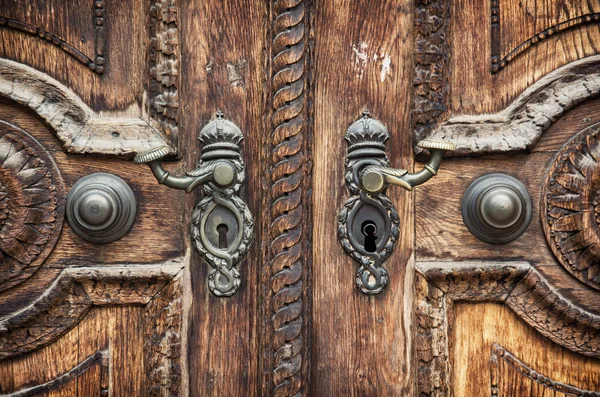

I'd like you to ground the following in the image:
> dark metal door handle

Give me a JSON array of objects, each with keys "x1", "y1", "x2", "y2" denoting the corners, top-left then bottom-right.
[
  {"x1": 338, "y1": 110, "x2": 454, "y2": 295},
  {"x1": 134, "y1": 112, "x2": 254, "y2": 297}
]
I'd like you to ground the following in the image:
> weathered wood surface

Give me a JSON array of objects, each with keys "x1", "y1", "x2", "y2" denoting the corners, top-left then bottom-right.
[
  {"x1": 492, "y1": 0, "x2": 600, "y2": 74},
  {"x1": 415, "y1": 261, "x2": 600, "y2": 395},
  {"x1": 311, "y1": 0, "x2": 414, "y2": 395},
  {"x1": 0, "y1": 262, "x2": 182, "y2": 360},
  {"x1": 451, "y1": 0, "x2": 600, "y2": 119},
  {"x1": 260, "y1": 1, "x2": 312, "y2": 396},
  {"x1": 417, "y1": 99, "x2": 600, "y2": 315},
  {"x1": 180, "y1": 0, "x2": 265, "y2": 396},
  {"x1": 454, "y1": 304, "x2": 600, "y2": 396},
  {"x1": 0, "y1": 306, "x2": 145, "y2": 396},
  {"x1": 0, "y1": 58, "x2": 170, "y2": 155},
  {"x1": 425, "y1": 56, "x2": 600, "y2": 155}
]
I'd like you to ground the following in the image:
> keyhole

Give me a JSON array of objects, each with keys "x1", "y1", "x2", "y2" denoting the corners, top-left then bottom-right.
[
  {"x1": 361, "y1": 221, "x2": 377, "y2": 253},
  {"x1": 217, "y1": 223, "x2": 229, "y2": 249}
]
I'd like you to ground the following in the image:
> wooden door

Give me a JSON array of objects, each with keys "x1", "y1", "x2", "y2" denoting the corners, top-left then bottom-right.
[{"x1": 0, "y1": 1, "x2": 599, "y2": 396}]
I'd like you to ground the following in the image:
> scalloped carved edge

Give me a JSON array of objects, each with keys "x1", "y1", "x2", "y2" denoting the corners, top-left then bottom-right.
[
  {"x1": 0, "y1": 57, "x2": 172, "y2": 156},
  {"x1": 425, "y1": 55, "x2": 600, "y2": 155},
  {"x1": 0, "y1": 259, "x2": 184, "y2": 361},
  {"x1": 415, "y1": 260, "x2": 600, "y2": 396}
]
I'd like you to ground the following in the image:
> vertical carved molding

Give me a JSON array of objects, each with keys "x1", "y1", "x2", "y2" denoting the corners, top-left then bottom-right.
[
  {"x1": 149, "y1": 0, "x2": 180, "y2": 147},
  {"x1": 265, "y1": 0, "x2": 310, "y2": 395},
  {"x1": 413, "y1": 0, "x2": 451, "y2": 145},
  {"x1": 144, "y1": 273, "x2": 184, "y2": 397}
]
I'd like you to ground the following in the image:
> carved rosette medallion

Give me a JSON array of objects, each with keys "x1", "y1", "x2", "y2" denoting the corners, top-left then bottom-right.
[
  {"x1": 542, "y1": 122, "x2": 600, "y2": 290},
  {"x1": 0, "y1": 123, "x2": 65, "y2": 291}
]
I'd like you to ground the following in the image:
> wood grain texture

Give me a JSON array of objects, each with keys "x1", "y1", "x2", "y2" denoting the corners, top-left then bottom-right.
[
  {"x1": 491, "y1": 344, "x2": 600, "y2": 396},
  {"x1": 312, "y1": 0, "x2": 414, "y2": 395},
  {"x1": 0, "y1": 101, "x2": 184, "y2": 327},
  {"x1": 144, "y1": 269, "x2": 185, "y2": 397},
  {"x1": 425, "y1": 55, "x2": 600, "y2": 155},
  {"x1": 0, "y1": 123, "x2": 65, "y2": 293},
  {"x1": 453, "y1": 303, "x2": 600, "y2": 397},
  {"x1": 415, "y1": 261, "x2": 600, "y2": 395},
  {"x1": 413, "y1": 0, "x2": 451, "y2": 144},
  {"x1": 493, "y1": 0, "x2": 600, "y2": 73},
  {"x1": 416, "y1": 98, "x2": 600, "y2": 316},
  {"x1": 181, "y1": 0, "x2": 266, "y2": 395},
  {"x1": 0, "y1": 0, "x2": 146, "y2": 113},
  {"x1": 0, "y1": 57, "x2": 171, "y2": 155},
  {"x1": 451, "y1": 0, "x2": 600, "y2": 118},
  {"x1": 0, "y1": 262, "x2": 182, "y2": 360},
  {"x1": 0, "y1": 306, "x2": 145, "y2": 396}
]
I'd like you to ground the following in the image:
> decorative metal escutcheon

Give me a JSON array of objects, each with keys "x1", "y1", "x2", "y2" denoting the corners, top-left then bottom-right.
[
  {"x1": 134, "y1": 112, "x2": 254, "y2": 297},
  {"x1": 338, "y1": 111, "x2": 455, "y2": 294}
]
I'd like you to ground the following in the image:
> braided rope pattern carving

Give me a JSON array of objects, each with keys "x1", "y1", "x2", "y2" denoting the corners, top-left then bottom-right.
[{"x1": 269, "y1": 0, "x2": 308, "y2": 395}]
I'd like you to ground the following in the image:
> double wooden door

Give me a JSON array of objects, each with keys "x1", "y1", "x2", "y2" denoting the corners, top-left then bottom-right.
[{"x1": 0, "y1": 0, "x2": 599, "y2": 395}]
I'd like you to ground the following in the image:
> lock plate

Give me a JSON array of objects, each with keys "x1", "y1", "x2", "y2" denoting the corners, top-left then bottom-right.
[{"x1": 338, "y1": 112, "x2": 400, "y2": 295}]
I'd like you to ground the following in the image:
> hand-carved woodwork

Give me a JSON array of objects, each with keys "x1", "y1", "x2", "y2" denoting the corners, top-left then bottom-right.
[
  {"x1": 145, "y1": 272, "x2": 184, "y2": 397},
  {"x1": 265, "y1": 0, "x2": 310, "y2": 394},
  {"x1": 0, "y1": 124, "x2": 65, "y2": 292},
  {"x1": 491, "y1": 1, "x2": 600, "y2": 73},
  {"x1": 425, "y1": 56, "x2": 600, "y2": 155},
  {"x1": 0, "y1": 58, "x2": 170, "y2": 156},
  {"x1": 149, "y1": 0, "x2": 180, "y2": 146},
  {"x1": 413, "y1": 0, "x2": 451, "y2": 145},
  {"x1": 0, "y1": 261, "x2": 182, "y2": 360},
  {"x1": 0, "y1": 349, "x2": 109, "y2": 396},
  {"x1": 542, "y1": 122, "x2": 600, "y2": 290},
  {"x1": 491, "y1": 344, "x2": 600, "y2": 395},
  {"x1": 415, "y1": 261, "x2": 600, "y2": 396},
  {"x1": 0, "y1": 1, "x2": 105, "y2": 74}
]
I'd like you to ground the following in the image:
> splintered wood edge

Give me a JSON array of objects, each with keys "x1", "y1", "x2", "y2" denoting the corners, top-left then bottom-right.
[
  {"x1": 0, "y1": 57, "x2": 173, "y2": 156},
  {"x1": 0, "y1": 259, "x2": 184, "y2": 361},
  {"x1": 425, "y1": 55, "x2": 600, "y2": 155},
  {"x1": 415, "y1": 260, "x2": 600, "y2": 396}
]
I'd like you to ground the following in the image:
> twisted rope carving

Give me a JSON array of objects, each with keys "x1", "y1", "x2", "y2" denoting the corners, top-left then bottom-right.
[{"x1": 269, "y1": 0, "x2": 307, "y2": 395}]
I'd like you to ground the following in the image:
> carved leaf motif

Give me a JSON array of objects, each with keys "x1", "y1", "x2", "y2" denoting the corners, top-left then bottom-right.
[
  {"x1": 0, "y1": 129, "x2": 64, "y2": 291},
  {"x1": 542, "y1": 122, "x2": 600, "y2": 289}
]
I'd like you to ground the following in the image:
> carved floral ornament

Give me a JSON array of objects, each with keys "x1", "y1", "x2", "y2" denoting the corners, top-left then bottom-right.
[
  {"x1": 0, "y1": 123, "x2": 65, "y2": 291},
  {"x1": 542, "y1": 122, "x2": 600, "y2": 290}
]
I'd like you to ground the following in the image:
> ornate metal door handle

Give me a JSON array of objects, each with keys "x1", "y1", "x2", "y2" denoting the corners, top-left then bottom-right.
[
  {"x1": 338, "y1": 111, "x2": 454, "y2": 294},
  {"x1": 134, "y1": 112, "x2": 254, "y2": 297}
]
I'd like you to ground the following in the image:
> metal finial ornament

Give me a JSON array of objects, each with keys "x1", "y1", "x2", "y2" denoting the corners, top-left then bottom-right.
[
  {"x1": 134, "y1": 112, "x2": 254, "y2": 297},
  {"x1": 338, "y1": 111, "x2": 455, "y2": 295}
]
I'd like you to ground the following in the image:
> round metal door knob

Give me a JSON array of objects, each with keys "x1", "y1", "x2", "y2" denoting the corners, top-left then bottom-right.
[
  {"x1": 66, "y1": 173, "x2": 137, "y2": 243},
  {"x1": 461, "y1": 173, "x2": 531, "y2": 244}
]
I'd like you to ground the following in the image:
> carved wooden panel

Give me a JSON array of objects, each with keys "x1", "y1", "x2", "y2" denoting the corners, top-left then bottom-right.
[
  {"x1": 0, "y1": 124, "x2": 64, "y2": 292},
  {"x1": 450, "y1": 303, "x2": 600, "y2": 396},
  {"x1": 542, "y1": 122, "x2": 600, "y2": 290},
  {"x1": 492, "y1": 0, "x2": 600, "y2": 73},
  {"x1": 0, "y1": 0, "x2": 105, "y2": 74},
  {"x1": 491, "y1": 344, "x2": 600, "y2": 396}
]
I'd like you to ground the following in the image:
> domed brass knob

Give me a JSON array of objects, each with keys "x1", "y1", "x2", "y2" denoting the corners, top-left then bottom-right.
[
  {"x1": 462, "y1": 173, "x2": 532, "y2": 244},
  {"x1": 66, "y1": 173, "x2": 136, "y2": 244}
]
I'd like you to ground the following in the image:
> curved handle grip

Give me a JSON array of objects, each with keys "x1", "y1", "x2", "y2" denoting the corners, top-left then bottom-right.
[
  {"x1": 360, "y1": 139, "x2": 455, "y2": 193},
  {"x1": 133, "y1": 112, "x2": 254, "y2": 297},
  {"x1": 338, "y1": 110, "x2": 455, "y2": 295}
]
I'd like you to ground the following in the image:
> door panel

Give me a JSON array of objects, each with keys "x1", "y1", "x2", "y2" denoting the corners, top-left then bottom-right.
[
  {"x1": 454, "y1": 303, "x2": 600, "y2": 396},
  {"x1": 312, "y1": 1, "x2": 414, "y2": 395},
  {"x1": 0, "y1": 0, "x2": 598, "y2": 396}
]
